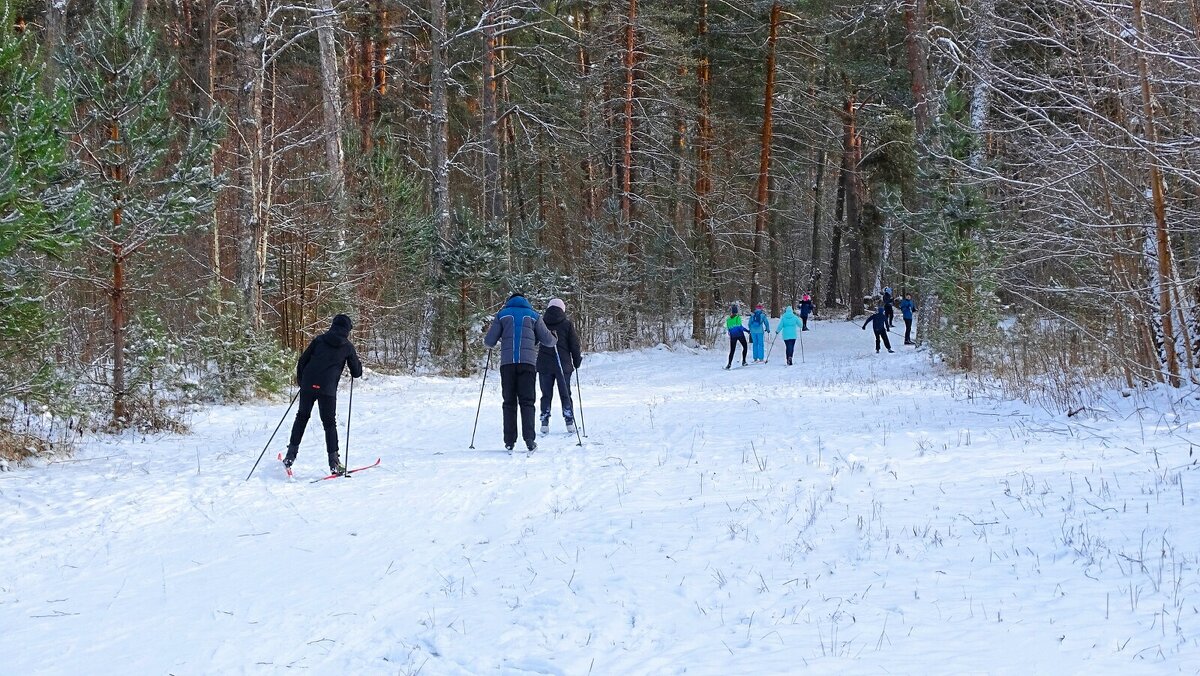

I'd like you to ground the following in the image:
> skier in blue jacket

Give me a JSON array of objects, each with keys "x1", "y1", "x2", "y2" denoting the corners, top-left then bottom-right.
[
  {"x1": 484, "y1": 293, "x2": 557, "y2": 452},
  {"x1": 775, "y1": 306, "x2": 802, "y2": 365},
  {"x1": 748, "y1": 304, "x2": 771, "y2": 362},
  {"x1": 900, "y1": 293, "x2": 916, "y2": 345}
]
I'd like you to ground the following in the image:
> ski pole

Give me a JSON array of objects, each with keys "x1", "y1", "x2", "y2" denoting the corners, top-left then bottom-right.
[
  {"x1": 245, "y1": 390, "x2": 300, "y2": 481},
  {"x1": 574, "y1": 367, "x2": 587, "y2": 438},
  {"x1": 554, "y1": 352, "x2": 584, "y2": 447},
  {"x1": 343, "y1": 376, "x2": 354, "y2": 477},
  {"x1": 468, "y1": 350, "x2": 492, "y2": 449},
  {"x1": 764, "y1": 332, "x2": 778, "y2": 363}
]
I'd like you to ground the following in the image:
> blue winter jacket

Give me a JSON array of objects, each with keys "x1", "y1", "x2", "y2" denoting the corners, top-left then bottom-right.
[
  {"x1": 798, "y1": 300, "x2": 814, "y2": 318},
  {"x1": 900, "y1": 299, "x2": 915, "y2": 320},
  {"x1": 776, "y1": 307, "x2": 801, "y2": 340},
  {"x1": 862, "y1": 307, "x2": 889, "y2": 332},
  {"x1": 484, "y1": 296, "x2": 557, "y2": 367},
  {"x1": 748, "y1": 309, "x2": 770, "y2": 335}
]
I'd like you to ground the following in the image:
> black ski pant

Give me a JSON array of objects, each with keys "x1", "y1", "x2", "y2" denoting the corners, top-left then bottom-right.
[
  {"x1": 727, "y1": 334, "x2": 748, "y2": 366},
  {"x1": 884, "y1": 304, "x2": 894, "y2": 328},
  {"x1": 874, "y1": 330, "x2": 892, "y2": 351},
  {"x1": 800, "y1": 315, "x2": 809, "y2": 330},
  {"x1": 784, "y1": 339, "x2": 796, "y2": 362},
  {"x1": 501, "y1": 363, "x2": 537, "y2": 446},
  {"x1": 538, "y1": 366, "x2": 574, "y2": 421},
  {"x1": 903, "y1": 318, "x2": 913, "y2": 343},
  {"x1": 289, "y1": 390, "x2": 339, "y2": 455}
]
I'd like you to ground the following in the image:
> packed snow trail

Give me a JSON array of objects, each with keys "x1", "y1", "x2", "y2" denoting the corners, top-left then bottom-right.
[{"x1": 2, "y1": 320, "x2": 1199, "y2": 674}]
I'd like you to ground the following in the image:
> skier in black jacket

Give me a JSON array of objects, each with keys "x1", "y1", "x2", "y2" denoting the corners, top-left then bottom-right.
[
  {"x1": 882, "y1": 287, "x2": 895, "y2": 328},
  {"x1": 861, "y1": 303, "x2": 894, "y2": 353},
  {"x1": 285, "y1": 314, "x2": 363, "y2": 474},
  {"x1": 536, "y1": 298, "x2": 583, "y2": 435}
]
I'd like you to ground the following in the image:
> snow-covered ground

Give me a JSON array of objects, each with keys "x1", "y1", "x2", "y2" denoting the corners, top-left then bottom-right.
[{"x1": 3, "y1": 320, "x2": 1199, "y2": 674}]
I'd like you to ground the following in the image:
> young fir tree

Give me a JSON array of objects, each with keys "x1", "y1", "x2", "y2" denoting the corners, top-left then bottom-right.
[
  {"x1": 918, "y1": 88, "x2": 998, "y2": 370},
  {"x1": 58, "y1": 0, "x2": 220, "y2": 426},
  {"x1": 0, "y1": 7, "x2": 80, "y2": 405}
]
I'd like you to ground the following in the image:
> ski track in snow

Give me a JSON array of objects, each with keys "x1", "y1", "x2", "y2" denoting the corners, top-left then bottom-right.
[{"x1": 2, "y1": 321, "x2": 1200, "y2": 674}]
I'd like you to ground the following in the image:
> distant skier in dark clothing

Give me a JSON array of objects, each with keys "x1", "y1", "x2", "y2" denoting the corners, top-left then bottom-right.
[
  {"x1": 900, "y1": 293, "x2": 916, "y2": 345},
  {"x1": 725, "y1": 304, "x2": 748, "y2": 369},
  {"x1": 882, "y1": 287, "x2": 895, "y2": 328},
  {"x1": 798, "y1": 295, "x2": 814, "y2": 331},
  {"x1": 485, "y1": 293, "x2": 557, "y2": 452},
  {"x1": 537, "y1": 298, "x2": 583, "y2": 435},
  {"x1": 285, "y1": 314, "x2": 363, "y2": 474},
  {"x1": 861, "y1": 304, "x2": 894, "y2": 353}
]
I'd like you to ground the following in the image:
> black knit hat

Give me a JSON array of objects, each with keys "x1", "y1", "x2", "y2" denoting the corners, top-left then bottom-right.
[{"x1": 332, "y1": 314, "x2": 353, "y2": 331}]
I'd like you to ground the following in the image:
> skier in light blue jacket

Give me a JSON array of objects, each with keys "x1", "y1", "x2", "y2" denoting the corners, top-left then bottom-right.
[
  {"x1": 775, "y1": 306, "x2": 802, "y2": 365},
  {"x1": 748, "y1": 304, "x2": 771, "y2": 362}
]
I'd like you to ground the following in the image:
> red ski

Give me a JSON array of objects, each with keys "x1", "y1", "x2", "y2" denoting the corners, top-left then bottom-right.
[
  {"x1": 277, "y1": 453, "x2": 294, "y2": 480},
  {"x1": 310, "y1": 457, "x2": 381, "y2": 483}
]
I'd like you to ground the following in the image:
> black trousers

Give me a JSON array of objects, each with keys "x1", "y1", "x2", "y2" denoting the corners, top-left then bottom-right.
[
  {"x1": 904, "y1": 318, "x2": 913, "y2": 343},
  {"x1": 800, "y1": 315, "x2": 809, "y2": 330},
  {"x1": 727, "y1": 334, "x2": 748, "y2": 365},
  {"x1": 501, "y1": 363, "x2": 537, "y2": 446},
  {"x1": 784, "y1": 339, "x2": 796, "y2": 361},
  {"x1": 874, "y1": 330, "x2": 892, "y2": 351},
  {"x1": 289, "y1": 390, "x2": 339, "y2": 454},
  {"x1": 539, "y1": 367, "x2": 574, "y2": 420},
  {"x1": 885, "y1": 305, "x2": 894, "y2": 327}
]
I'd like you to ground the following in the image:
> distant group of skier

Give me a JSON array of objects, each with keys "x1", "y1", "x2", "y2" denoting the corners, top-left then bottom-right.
[
  {"x1": 860, "y1": 287, "x2": 917, "y2": 353},
  {"x1": 276, "y1": 288, "x2": 918, "y2": 472},
  {"x1": 725, "y1": 287, "x2": 917, "y2": 368}
]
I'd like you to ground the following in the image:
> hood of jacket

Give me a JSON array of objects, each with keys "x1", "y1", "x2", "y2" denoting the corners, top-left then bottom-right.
[
  {"x1": 782, "y1": 306, "x2": 795, "y2": 317},
  {"x1": 322, "y1": 314, "x2": 352, "y2": 346},
  {"x1": 543, "y1": 304, "x2": 567, "y2": 329},
  {"x1": 505, "y1": 295, "x2": 533, "y2": 311}
]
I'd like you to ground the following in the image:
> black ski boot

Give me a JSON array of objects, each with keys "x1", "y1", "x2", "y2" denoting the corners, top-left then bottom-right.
[
  {"x1": 283, "y1": 444, "x2": 298, "y2": 468},
  {"x1": 328, "y1": 452, "x2": 345, "y2": 475}
]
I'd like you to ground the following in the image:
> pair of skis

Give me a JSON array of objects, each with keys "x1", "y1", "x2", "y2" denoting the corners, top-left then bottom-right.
[{"x1": 277, "y1": 453, "x2": 381, "y2": 482}]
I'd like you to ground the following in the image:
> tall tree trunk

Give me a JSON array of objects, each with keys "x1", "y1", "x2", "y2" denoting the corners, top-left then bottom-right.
[
  {"x1": 130, "y1": 0, "x2": 147, "y2": 25},
  {"x1": 692, "y1": 0, "x2": 715, "y2": 340},
  {"x1": 842, "y1": 92, "x2": 865, "y2": 318},
  {"x1": 481, "y1": 0, "x2": 503, "y2": 226},
  {"x1": 234, "y1": 0, "x2": 265, "y2": 327},
  {"x1": 41, "y1": 0, "x2": 69, "y2": 89},
  {"x1": 112, "y1": 246, "x2": 126, "y2": 423},
  {"x1": 314, "y1": 0, "x2": 346, "y2": 209},
  {"x1": 424, "y1": 0, "x2": 450, "y2": 358},
  {"x1": 1132, "y1": 0, "x2": 1182, "y2": 386},
  {"x1": 576, "y1": 6, "x2": 597, "y2": 224},
  {"x1": 750, "y1": 0, "x2": 780, "y2": 310},
  {"x1": 200, "y1": 0, "x2": 220, "y2": 288},
  {"x1": 904, "y1": 0, "x2": 935, "y2": 346},
  {"x1": 620, "y1": 0, "x2": 637, "y2": 227}
]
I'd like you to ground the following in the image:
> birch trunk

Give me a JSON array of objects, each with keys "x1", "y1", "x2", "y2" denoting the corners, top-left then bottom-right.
[
  {"x1": 235, "y1": 0, "x2": 266, "y2": 327},
  {"x1": 314, "y1": 0, "x2": 346, "y2": 209}
]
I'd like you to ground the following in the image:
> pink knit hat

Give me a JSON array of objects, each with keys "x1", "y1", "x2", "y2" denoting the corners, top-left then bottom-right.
[{"x1": 549, "y1": 298, "x2": 566, "y2": 312}]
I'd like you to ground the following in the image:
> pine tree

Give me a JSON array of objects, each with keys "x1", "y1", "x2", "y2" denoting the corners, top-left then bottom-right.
[{"x1": 58, "y1": 0, "x2": 220, "y2": 426}]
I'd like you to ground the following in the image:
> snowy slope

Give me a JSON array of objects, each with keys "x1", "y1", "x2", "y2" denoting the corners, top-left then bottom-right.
[{"x1": 2, "y1": 320, "x2": 1199, "y2": 674}]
